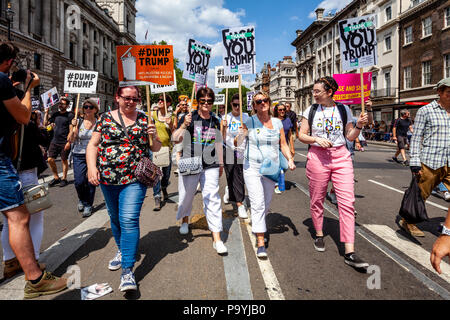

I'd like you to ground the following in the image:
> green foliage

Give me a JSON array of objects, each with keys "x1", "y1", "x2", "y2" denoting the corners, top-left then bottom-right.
[{"x1": 218, "y1": 87, "x2": 251, "y2": 115}]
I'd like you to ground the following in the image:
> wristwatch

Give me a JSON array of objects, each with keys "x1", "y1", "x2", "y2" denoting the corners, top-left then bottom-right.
[{"x1": 442, "y1": 225, "x2": 450, "y2": 236}]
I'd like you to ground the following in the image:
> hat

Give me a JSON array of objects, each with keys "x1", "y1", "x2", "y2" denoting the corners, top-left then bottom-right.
[{"x1": 434, "y1": 77, "x2": 450, "y2": 90}]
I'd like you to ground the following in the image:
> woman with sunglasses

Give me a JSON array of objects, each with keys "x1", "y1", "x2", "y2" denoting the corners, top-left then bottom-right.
[
  {"x1": 298, "y1": 76, "x2": 369, "y2": 268},
  {"x1": 172, "y1": 87, "x2": 227, "y2": 255},
  {"x1": 273, "y1": 104, "x2": 293, "y2": 194},
  {"x1": 236, "y1": 92, "x2": 296, "y2": 258},
  {"x1": 68, "y1": 98, "x2": 99, "y2": 217},
  {"x1": 87, "y1": 86, "x2": 161, "y2": 292},
  {"x1": 221, "y1": 93, "x2": 250, "y2": 218}
]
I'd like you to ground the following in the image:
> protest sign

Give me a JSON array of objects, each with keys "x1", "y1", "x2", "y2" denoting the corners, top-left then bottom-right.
[
  {"x1": 64, "y1": 70, "x2": 98, "y2": 94},
  {"x1": 182, "y1": 39, "x2": 211, "y2": 85},
  {"x1": 214, "y1": 94, "x2": 225, "y2": 105},
  {"x1": 338, "y1": 14, "x2": 377, "y2": 71},
  {"x1": 41, "y1": 87, "x2": 60, "y2": 109},
  {"x1": 116, "y1": 45, "x2": 174, "y2": 86},
  {"x1": 246, "y1": 91, "x2": 255, "y2": 111},
  {"x1": 222, "y1": 26, "x2": 255, "y2": 75},
  {"x1": 215, "y1": 66, "x2": 239, "y2": 89},
  {"x1": 150, "y1": 70, "x2": 177, "y2": 93},
  {"x1": 333, "y1": 72, "x2": 372, "y2": 105},
  {"x1": 31, "y1": 96, "x2": 40, "y2": 111}
]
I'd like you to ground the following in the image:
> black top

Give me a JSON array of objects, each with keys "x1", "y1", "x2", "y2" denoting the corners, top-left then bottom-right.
[
  {"x1": 286, "y1": 110, "x2": 298, "y2": 132},
  {"x1": 0, "y1": 72, "x2": 19, "y2": 158},
  {"x1": 178, "y1": 111, "x2": 222, "y2": 169},
  {"x1": 48, "y1": 111, "x2": 74, "y2": 145},
  {"x1": 395, "y1": 118, "x2": 412, "y2": 137}
]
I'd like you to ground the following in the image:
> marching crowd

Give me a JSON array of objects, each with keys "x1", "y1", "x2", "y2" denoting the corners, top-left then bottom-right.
[{"x1": 1, "y1": 41, "x2": 450, "y2": 299}]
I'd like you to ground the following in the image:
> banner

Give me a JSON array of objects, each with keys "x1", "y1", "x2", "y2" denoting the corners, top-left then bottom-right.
[
  {"x1": 150, "y1": 70, "x2": 177, "y2": 93},
  {"x1": 246, "y1": 91, "x2": 255, "y2": 111},
  {"x1": 214, "y1": 94, "x2": 225, "y2": 105},
  {"x1": 116, "y1": 45, "x2": 174, "y2": 86},
  {"x1": 41, "y1": 87, "x2": 60, "y2": 109},
  {"x1": 338, "y1": 14, "x2": 377, "y2": 71},
  {"x1": 182, "y1": 39, "x2": 211, "y2": 85},
  {"x1": 31, "y1": 96, "x2": 40, "y2": 111},
  {"x1": 333, "y1": 72, "x2": 372, "y2": 105},
  {"x1": 64, "y1": 70, "x2": 98, "y2": 94},
  {"x1": 215, "y1": 66, "x2": 239, "y2": 89},
  {"x1": 222, "y1": 26, "x2": 256, "y2": 75}
]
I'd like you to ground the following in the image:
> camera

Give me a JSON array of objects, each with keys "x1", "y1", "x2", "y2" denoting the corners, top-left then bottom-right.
[{"x1": 11, "y1": 69, "x2": 34, "y2": 83}]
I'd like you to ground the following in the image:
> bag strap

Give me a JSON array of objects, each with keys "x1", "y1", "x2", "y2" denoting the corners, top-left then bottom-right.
[
  {"x1": 117, "y1": 111, "x2": 133, "y2": 145},
  {"x1": 17, "y1": 124, "x2": 25, "y2": 171},
  {"x1": 307, "y1": 104, "x2": 319, "y2": 151},
  {"x1": 335, "y1": 102, "x2": 347, "y2": 138}
]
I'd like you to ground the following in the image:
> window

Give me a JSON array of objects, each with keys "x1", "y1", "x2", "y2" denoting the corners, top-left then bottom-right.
[
  {"x1": 422, "y1": 16, "x2": 432, "y2": 37},
  {"x1": 372, "y1": 75, "x2": 377, "y2": 92},
  {"x1": 385, "y1": 6, "x2": 392, "y2": 21},
  {"x1": 69, "y1": 42, "x2": 74, "y2": 61},
  {"x1": 385, "y1": 35, "x2": 391, "y2": 51},
  {"x1": 404, "y1": 66, "x2": 412, "y2": 89},
  {"x1": 94, "y1": 53, "x2": 98, "y2": 70},
  {"x1": 94, "y1": 30, "x2": 97, "y2": 41},
  {"x1": 446, "y1": 7, "x2": 450, "y2": 27},
  {"x1": 83, "y1": 49, "x2": 88, "y2": 67},
  {"x1": 404, "y1": 26, "x2": 413, "y2": 44},
  {"x1": 286, "y1": 78, "x2": 291, "y2": 86},
  {"x1": 286, "y1": 89, "x2": 291, "y2": 98},
  {"x1": 445, "y1": 54, "x2": 450, "y2": 78},
  {"x1": 34, "y1": 53, "x2": 41, "y2": 70},
  {"x1": 422, "y1": 61, "x2": 432, "y2": 85},
  {"x1": 83, "y1": 22, "x2": 87, "y2": 35},
  {"x1": 385, "y1": 72, "x2": 391, "y2": 96}
]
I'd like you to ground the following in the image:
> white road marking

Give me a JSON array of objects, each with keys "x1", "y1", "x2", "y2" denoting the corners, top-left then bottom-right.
[
  {"x1": 369, "y1": 179, "x2": 448, "y2": 211},
  {"x1": 296, "y1": 152, "x2": 307, "y2": 158}
]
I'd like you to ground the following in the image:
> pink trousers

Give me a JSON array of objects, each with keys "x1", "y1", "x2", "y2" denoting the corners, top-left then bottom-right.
[{"x1": 306, "y1": 145, "x2": 355, "y2": 243}]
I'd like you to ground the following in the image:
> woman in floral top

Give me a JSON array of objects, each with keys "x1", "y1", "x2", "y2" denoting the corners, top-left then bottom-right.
[{"x1": 86, "y1": 86, "x2": 161, "y2": 292}]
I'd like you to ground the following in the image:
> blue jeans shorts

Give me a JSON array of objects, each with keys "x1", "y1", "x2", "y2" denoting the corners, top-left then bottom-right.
[{"x1": 0, "y1": 157, "x2": 24, "y2": 212}]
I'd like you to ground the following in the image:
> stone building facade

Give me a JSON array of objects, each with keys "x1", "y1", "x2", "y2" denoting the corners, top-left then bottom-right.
[
  {"x1": 269, "y1": 56, "x2": 298, "y2": 111},
  {"x1": 0, "y1": 0, "x2": 137, "y2": 112}
]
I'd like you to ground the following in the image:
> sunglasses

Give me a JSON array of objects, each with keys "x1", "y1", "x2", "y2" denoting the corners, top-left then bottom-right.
[
  {"x1": 199, "y1": 99, "x2": 214, "y2": 105},
  {"x1": 119, "y1": 95, "x2": 140, "y2": 103},
  {"x1": 179, "y1": 104, "x2": 187, "y2": 107},
  {"x1": 232, "y1": 103, "x2": 240, "y2": 107},
  {"x1": 83, "y1": 105, "x2": 95, "y2": 110},
  {"x1": 278, "y1": 109, "x2": 286, "y2": 111},
  {"x1": 255, "y1": 98, "x2": 269, "y2": 105}
]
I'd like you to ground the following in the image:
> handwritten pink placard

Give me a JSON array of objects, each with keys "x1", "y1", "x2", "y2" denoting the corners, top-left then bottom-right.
[{"x1": 333, "y1": 72, "x2": 372, "y2": 105}]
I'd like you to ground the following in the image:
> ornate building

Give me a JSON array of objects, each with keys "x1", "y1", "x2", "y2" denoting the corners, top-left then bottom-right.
[
  {"x1": 0, "y1": 0, "x2": 138, "y2": 112},
  {"x1": 269, "y1": 56, "x2": 297, "y2": 112}
]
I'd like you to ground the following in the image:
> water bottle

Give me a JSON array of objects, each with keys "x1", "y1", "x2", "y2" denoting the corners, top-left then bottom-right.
[{"x1": 278, "y1": 169, "x2": 285, "y2": 191}]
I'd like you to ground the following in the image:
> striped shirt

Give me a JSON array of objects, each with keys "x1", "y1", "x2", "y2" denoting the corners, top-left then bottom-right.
[{"x1": 410, "y1": 100, "x2": 450, "y2": 170}]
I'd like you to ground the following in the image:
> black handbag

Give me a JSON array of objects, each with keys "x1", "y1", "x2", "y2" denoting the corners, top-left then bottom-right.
[{"x1": 399, "y1": 175, "x2": 429, "y2": 224}]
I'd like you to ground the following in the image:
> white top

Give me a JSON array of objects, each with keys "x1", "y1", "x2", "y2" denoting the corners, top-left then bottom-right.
[
  {"x1": 244, "y1": 115, "x2": 283, "y2": 170},
  {"x1": 303, "y1": 104, "x2": 353, "y2": 147},
  {"x1": 224, "y1": 112, "x2": 250, "y2": 151}
]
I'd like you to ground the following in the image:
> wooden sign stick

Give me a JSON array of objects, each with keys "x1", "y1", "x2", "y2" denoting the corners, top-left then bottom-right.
[
  {"x1": 146, "y1": 85, "x2": 153, "y2": 146},
  {"x1": 360, "y1": 68, "x2": 365, "y2": 114},
  {"x1": 189, "y1": 83, "x2": 195, "y2": 112},
  {"x1": 72, "y1": 93, "x2": 80, "y2": 133},
  {"x1": 163, "y1": 91, "x2": 168, "y2": 114},
  {"x1": 238, "y1": 75, "x2": 243, "y2": 125}
]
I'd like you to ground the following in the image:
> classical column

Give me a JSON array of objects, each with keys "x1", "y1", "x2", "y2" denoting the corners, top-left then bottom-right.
[
  {"x1": 50, "y1": 0, "x2": 58, "y2": 47},
  {"x1": 11, "y1": 0, "x2": 20, "y2": 32},
  {"x1": 78, "y1": 27, "x2": 83, "y2": 66},
  {"x1": 19, "y1": 0, "x2": 29, "y2": 35},
  {"x1": 99, "y1": 33, "x2": 104, "y2": 74},
  {"x1": 42, "y1": 0, "x2": 51, "y2": 44}
]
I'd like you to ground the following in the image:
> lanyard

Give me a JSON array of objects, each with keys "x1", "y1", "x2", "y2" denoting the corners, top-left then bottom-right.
[{"x1": 321, "y1": 105, "x2": 335, "y2": 137}]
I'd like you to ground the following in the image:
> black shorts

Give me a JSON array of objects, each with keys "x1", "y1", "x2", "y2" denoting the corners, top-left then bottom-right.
[
  {"x1": 48, "y1": 142, "x2": 70, "y2": 161},
  {"x1": 396, "y1": 136, "x2": 408, "y2": 150}
]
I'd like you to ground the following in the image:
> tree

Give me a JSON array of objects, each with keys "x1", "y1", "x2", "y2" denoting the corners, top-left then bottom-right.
[{"x1": 218, "y1": 86, "x2": 251, "y2": 114}]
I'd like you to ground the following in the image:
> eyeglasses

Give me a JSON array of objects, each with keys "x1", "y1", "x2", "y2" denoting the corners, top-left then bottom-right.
[
  {"x1": 83, "y1": 105, "x2": 95, "y2": 110},
  {"x1": 255, "y1": 98, "x2": 269, "y2": 105},
  {"x1": 179, "y1": 104, "x2": 187, "y2": 107},
  {"x1": 278, "y1": 109, "x2": 286, "y2": 111},
  {"x1": 311, "y1": 90, "x2": 326, "y2": 95},
  {"x1": 232, "y1": 103, "x2": 240, "y2": 107},
  {"x1": 119, "y1": 95, "x2": 140, "y2": 103},
  {"x1": 199, "y1": 99, "x2": 214, "y2": 105}
]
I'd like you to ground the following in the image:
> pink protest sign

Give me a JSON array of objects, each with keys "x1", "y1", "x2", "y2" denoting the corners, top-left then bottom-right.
[{"x1": 333, "y1": 72, "x2": 372, "y2": 105}]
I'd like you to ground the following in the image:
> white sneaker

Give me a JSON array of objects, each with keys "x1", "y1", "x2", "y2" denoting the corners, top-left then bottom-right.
[
  {"x1": 223, "y1": 186, "x2": 229, "y2": 204},
  {"x1": 179, "y1": 222, "x2": 189, "y2": 235},
  {"x1": 213, "y1": 240, "x2": 228, "y2": 254},
  {"x1": 238, "y1": 205, "x2": 248, "y2": 219},
  {"x1": 274, "y1": 186, "x2": 281, "y2": 194},
  {"x1": 197, "y1": 183, "x2": 201, "y2": 192},
  {"x1": 445, "y1": 191, "x2": 450, "y2": 202}
]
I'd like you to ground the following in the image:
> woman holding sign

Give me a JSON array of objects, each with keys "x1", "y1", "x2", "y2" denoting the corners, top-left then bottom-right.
[
  {"x1": 87, "y1": 86, "x2": 161, "y2": 292},
  {"x1": 298, "y1": 76, "x2": 369, "y2": 269},
  {"x1": 172, "y1": 87, "x2": 227, "y2": 255}
]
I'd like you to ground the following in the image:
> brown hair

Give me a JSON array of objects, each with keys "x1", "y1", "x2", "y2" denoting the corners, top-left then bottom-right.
[
  {"x1": 197, "y1": 87, "x2": 215, "y2": 101},
  {"x1": 315, "y1": 76, "x2": 339, "y2": 96},
  {"x1": 116, "y1": 86, "x2": 141, "y2": 99},
  {"x1": 0, "y1": 41, "x2": 19, "y2": 64},
  {"x1": 82, "y1": 98, "x2": 99, "y2": 115}
]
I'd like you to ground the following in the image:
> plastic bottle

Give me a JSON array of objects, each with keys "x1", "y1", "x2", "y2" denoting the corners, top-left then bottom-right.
[{"x1": 278, "y1": 169, "x2": 285, "y2": 191}]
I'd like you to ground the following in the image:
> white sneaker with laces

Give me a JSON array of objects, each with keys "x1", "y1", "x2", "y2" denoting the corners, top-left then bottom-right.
[
  {"x1": 223, "y1": 186, "x2": 229, "y2": 204},
  {"x1": 213, "y1": 240, "x2": 228, "y2": 254},
  {"x1": 274, "y1": 186, "x2": 281, "y2": 194},
  {"x1": 179, "y1": 222, "x2": 189, "y2": 235},
  {"x1": 238, "y1": 205, "x2": 248, "y2": 218},
  {"x1": 445, "y1": 191, "x2": 450, "y2": 202}
]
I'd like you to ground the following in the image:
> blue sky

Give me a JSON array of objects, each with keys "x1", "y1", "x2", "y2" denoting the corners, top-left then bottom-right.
[{"x1": 135, "y1": 0, "x2": 351, "y2": 88}]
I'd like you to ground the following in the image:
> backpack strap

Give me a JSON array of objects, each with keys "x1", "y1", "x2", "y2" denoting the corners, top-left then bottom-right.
[
  {"x1": 334, "y1": 102, "x2": 348, "y2": 138},
  {"x1": 307, "y1": 104, "x2": 320, "y2": 150}
]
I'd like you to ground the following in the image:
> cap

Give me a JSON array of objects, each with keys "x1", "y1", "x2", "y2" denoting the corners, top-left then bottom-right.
[{"x1": 434, "y1": 77, "x2": 450, "y2": 90}]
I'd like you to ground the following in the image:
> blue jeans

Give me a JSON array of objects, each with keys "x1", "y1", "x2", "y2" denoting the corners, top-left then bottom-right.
[
  {"x1": 438, "y1": 182, "x2": 448, "y2": 192},
  {"x1": 153, "y1": 160, "x2": 172, "y2": 199},
  {"x1": 0, "y1": 157, "x2": 24, "y2": 211},
  {"x1": 100, "y1": 182, "x2": 147, "y2": 269},
  {"x1": 73, "y1": 154, "x2": 96, "y2": 207}
]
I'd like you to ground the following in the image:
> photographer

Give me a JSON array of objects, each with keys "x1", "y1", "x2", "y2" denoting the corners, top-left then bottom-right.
[{"x1": 0, "y1": 42, "x2": 67, "y2": 298}]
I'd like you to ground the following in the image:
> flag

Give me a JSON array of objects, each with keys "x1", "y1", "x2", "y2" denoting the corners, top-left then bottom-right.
[{"x1": 145, "y1": 30, "x2": 148, "y2": 40}]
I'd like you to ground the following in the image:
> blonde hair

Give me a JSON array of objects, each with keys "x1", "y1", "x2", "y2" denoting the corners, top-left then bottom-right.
[
  {"x1": 251, "y1": 91, "x2": 272, "y2": 116},
  {"x1": 82, "y1": 98, "x2": 99, "y2": 115}
]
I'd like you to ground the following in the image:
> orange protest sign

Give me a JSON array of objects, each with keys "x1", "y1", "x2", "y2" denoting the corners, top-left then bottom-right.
[{"x1": 116, "y1": 45, "x2": 174, "y2": 86}]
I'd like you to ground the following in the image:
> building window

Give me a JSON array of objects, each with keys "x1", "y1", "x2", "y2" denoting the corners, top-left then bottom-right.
[
  {"x1": 385, "y1": 35, "x2": 391, "y2": 51},
  {"x1": 94, "y1": 30, "x2": 97, "y2": 41},
  {"x1": 372, "y1": 75, "x2": 377, "y2": 92},
  {"x1": 422, "y1": 16, "x2": 432, "y2": 37},
  {"x1": 34, "y1": 53, "x2": 41, "y2": 70},
  {"x1": 446, "y1": 7, "x2": 450, "y2": 27},
  {"x1": 83, "y1": 22, "x2": 87, "y2": 35},
  {"x1": 385, "y1": 72, "x2": 391, "y2": 96},
  {"x1": 445, "y1": 54, "x2": 450, "y2": 78},
  {"x1": 69, "y1": 42, "x2": 74, "y2": 61},
  {"x1": 286, "y1": 78, "x2": 291, "y2": 86},
  {"x1": 404, "y1": 26, "x2": 413, "y2": 44},
  {"x1": 82, "y1": 48, "x2": 87, "y2": 66},
  {"x1": 385, "y1": 6, "x2": 392, "y2": 21},
  {"x1": 286, "y1": 89, "x2": 291, "y2": 98},
  {"x1": 94, "y1": 53, "x2": 98, "y2": 70},
  {"x1": 422, "y1": 61, "x2": 432, "y2": 85},
  {"x1": 404, "y1": 66, "x2": 412, "y2": 89}
]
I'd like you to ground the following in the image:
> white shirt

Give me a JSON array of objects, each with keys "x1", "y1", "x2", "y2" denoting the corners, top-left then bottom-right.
[
  {"x1": 303, "y1": 104, "x2": 353, "y2": 147},
  {"x1": 224, "y1": 112, "x2": 250, "y2": 150}
]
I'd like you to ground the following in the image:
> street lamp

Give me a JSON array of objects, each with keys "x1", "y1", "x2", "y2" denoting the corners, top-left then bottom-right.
[{"x1": 5, "y1": 2, "x2": 14, "y2": 41}]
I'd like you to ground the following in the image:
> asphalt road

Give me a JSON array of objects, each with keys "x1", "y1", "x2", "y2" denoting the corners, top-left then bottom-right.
[{"x1": 1, "y1": 141, "x2": 450, "y2": 300}]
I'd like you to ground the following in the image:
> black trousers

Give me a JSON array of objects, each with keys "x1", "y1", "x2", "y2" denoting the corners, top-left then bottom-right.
[{"x1": 224, "y1": 151, "x2": 245, "y2": 203}]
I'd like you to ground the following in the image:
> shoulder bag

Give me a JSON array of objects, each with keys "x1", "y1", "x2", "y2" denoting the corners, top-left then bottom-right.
[{"x1": 117, "y1": 111, "x2": 162, "y2": 187}]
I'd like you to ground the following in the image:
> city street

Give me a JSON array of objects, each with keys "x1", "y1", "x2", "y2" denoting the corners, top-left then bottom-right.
[{"x1": 1, "y1": 140, "x2": 449, "y2": 300}]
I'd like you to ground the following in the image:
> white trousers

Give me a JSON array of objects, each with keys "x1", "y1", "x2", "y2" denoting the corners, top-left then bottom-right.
[
  {"x1": 2, "y1": 168, "x2": 44, "y2": 261},
  {"x1": 243, "y1": 165, "x2": 275, "y2": 233},
  {"x1": 176, "y1": 167, "x2": 223, "y2": 233}
]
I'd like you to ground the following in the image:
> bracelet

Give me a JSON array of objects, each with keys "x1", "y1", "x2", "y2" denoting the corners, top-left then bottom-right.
[{"x1": 355, "y1": 125, "x2": 362, "y2": 130}]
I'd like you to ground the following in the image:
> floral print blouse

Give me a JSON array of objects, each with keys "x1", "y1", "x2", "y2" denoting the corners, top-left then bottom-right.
[{"x1": 94, "y1": 111, "x2": 149, "y2": 185}]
